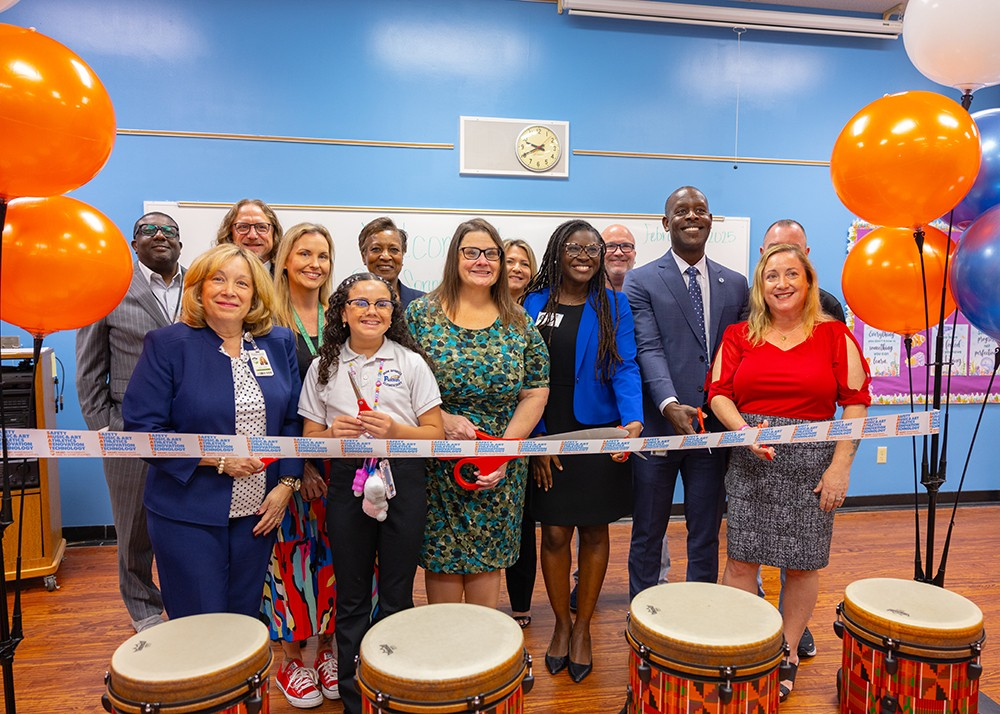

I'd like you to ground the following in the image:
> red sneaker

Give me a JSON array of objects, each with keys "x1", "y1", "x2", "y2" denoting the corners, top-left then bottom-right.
[
  {"x1": 275, "y1": 658, "x2": 323, "y2": 709},
  {"x1": 314, "y1": 648, "x2": 340, "y2": 700}
]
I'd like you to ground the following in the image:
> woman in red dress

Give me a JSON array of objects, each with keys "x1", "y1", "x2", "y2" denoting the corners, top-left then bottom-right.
[{"x1": 707, "y1": 244, "x2": 871, "y2": 702}]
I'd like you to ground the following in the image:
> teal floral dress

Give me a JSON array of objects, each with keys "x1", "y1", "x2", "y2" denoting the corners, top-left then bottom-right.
[{"x1": 406, "y1": 296, "x2": 549, "y2": 573}]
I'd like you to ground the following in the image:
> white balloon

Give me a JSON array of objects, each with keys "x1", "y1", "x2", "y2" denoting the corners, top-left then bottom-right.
[
  {"x1": 0, "y1": 0, "x2": 20, "y2": 12},
  {"x1": 904, "y1": 0, "x2": 1000, "y2": 92}
]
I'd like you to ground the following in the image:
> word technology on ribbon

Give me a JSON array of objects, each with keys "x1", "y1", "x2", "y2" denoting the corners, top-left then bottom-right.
[{"x1": 3, "y1": 411, "x2": 939, "y2": 461}]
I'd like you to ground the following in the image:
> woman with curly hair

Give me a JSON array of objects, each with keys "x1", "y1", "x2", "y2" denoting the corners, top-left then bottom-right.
[{"x1": 298, "y1": 272, "x2": 444, "y2": 714}]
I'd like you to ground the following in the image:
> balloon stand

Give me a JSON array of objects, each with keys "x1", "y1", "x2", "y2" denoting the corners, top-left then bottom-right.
[{"x1": 0, "y1": 196, "x2": 27, "y2": 714}]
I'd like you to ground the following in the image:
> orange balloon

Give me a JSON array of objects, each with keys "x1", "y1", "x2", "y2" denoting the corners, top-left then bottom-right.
[
  {"x1": 1, "y1": 196, "x2": 132, "y2": 337},
  {"x1": 831, "y1": 91, "x2": 981, "y2": 229},
  {"x1": 0, "y1": 24, "x2": 116, "y2": 199},
  {"x1": 842, "y1": 226, "x2": 957, "y2": 336}
]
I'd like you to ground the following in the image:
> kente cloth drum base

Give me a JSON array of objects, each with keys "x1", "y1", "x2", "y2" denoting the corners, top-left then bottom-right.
[
  {"x1": 624, "y1": 582, "x2": 786, "y2": 714},
  {"x1": 836, "y1": 577, "x2": 985, "y2": 714},
  {"x1": 103, "y1": 613, "x2": 271, "y2": 714},
  {"x1": 357, "y1": 603, "x2": 532, "y2": 713}
]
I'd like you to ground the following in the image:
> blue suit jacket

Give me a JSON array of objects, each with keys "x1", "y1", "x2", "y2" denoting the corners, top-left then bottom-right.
[
  {"x1": 122, "y1": 323, "x2": 303, "y2": 527},
  {"x1": 623, "y1": 250, "x2": 748, "y2": 437},
  {"x1": 398, "y1": 282, "x2": 425, "y2": 310},
  {"x1": 523, "y1": 287, "x2": 643, "y2": 430}
]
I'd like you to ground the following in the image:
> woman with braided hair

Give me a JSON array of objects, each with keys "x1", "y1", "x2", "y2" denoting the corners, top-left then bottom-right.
[{"x1": 522, "y1": 219, "x2": 643, "y2": 683}]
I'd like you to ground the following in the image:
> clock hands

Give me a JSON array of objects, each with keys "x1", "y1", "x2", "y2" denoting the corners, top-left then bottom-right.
[{"x1": 520, "y1": 141, "x2": 547, "y2": 159}]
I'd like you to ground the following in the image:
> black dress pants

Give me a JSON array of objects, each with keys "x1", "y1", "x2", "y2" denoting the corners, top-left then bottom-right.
[{"x1": 327, "y1": 458, "x2": 427, "y2": 714}]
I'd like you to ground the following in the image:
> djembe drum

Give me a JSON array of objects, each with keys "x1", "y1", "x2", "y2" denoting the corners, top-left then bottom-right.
[
  {"x1": 103, "y1": 613, "x2": 271, "y2": 713},
  {"x1": 625, "y1": 582, "x2": 786, "y2": 713},
  {"x1": 357, "y1": 603, "x2": 533, "y2": 713},
  {"x1": 836, "y1": 577, "x2": 985, "y2": 713}
]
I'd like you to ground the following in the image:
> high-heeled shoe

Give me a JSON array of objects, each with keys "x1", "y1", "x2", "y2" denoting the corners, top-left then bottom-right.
[
  {"x1": 568, "y1": 659, "x2": 593, "y2": 683},
  {"x1": 545, "y1": 652, "x2": 568, "y2": 675}
]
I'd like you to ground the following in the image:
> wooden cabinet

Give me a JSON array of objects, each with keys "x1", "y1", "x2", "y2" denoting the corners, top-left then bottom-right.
[{"x1": 1, "y1": 347, "x2": 66, "y2": 587}]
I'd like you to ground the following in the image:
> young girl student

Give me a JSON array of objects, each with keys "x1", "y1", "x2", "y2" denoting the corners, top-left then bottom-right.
[{"x1": 299, "y1": 272, "x2": 444, "y2": 714}]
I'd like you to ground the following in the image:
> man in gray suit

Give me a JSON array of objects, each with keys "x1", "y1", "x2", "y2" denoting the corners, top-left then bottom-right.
[
  {"x1": 76, "y1": 212, "x2": 183, "y2": 632},
  {"x1": 624, "y1": 186, "x2": 749, "y2": 598}
]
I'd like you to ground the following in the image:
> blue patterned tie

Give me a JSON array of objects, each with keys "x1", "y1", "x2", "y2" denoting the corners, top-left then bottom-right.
[{"x1": 685, "y1": 265, "x2": 707, "y2": 349}]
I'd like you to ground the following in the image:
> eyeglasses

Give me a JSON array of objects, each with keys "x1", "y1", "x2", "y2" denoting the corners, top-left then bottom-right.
[
  {"x1": 564, "y1": 242, "x2": 603, "y2": 259},
  {"x1": 346, "y1": 298, "x2": 396, "y2": 311},
  {"x1": 233, "y1": 222, "x2": 273, "y2": 236},
  {"x1": 136, "y1": 224, "x2": 179, "y2": 239},
  {"x1": 605, "y1": 243, "x2": 635, "y2": 255},
  {"x1": 460, "y1": 246, "x2": 502, "y2": 262}
]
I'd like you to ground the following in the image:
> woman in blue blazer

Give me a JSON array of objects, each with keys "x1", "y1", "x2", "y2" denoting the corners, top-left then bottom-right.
[
  {"x1": 522, "y1": 219, "x2": 643, "y2": 683},
  {"x1": 123, "y1": 244, "x2": 303, "y2": 620}
]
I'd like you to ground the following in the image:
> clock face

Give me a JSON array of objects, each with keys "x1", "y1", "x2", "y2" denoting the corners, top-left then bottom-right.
[{"x1": 515, "y1": 125, "x2": 561, "y2": 172}]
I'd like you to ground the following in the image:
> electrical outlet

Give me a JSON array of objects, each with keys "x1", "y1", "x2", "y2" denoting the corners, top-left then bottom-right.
[{"x1": 876, "y1": 446, "x2": 888, "y2": 464}]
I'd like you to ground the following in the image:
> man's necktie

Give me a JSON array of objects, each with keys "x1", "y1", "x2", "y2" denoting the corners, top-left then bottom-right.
[{"x1": 685, "y1": 265, "x2": 707, "y2": 349}]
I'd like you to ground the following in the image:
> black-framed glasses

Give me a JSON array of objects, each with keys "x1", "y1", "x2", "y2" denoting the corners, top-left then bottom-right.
[
  {"x1": 233, "y1": 222, "x2": 273, "y2": 236},
  {"x1": 346, "y1": 298, "x2": 396, "y2": 311},
  {"x1": 605, "y1": 243, "x2": 635, "y2": 255},
  {"x1": 564, "y1": 242, "x2": 603, "y2": 258},
  {"x1": 136, "y1": 224, "x2": 179, "y2": 239},
  {"x1": 460, "y1": 246, "x2": 502, "y2": 262}
]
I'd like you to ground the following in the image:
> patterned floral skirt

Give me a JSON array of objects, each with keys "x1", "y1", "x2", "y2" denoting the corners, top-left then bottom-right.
[{"x1": 261, "y1": 482, "x2": 336, "y2": 641}]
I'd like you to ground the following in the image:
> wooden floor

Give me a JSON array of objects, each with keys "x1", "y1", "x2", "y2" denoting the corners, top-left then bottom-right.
[{"x1": 2, "y1": 505, "x2": 998, "y2": 713}]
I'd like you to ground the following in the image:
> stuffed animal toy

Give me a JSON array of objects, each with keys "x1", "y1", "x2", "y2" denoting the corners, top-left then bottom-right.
[{"x1": 362, "y1": 472, "x2": 389, "y2": 522}]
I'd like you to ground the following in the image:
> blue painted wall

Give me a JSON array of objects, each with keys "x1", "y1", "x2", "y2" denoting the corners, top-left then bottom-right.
[{"x1": 2, "y1": 0, "x2": 997, "y2": 526}]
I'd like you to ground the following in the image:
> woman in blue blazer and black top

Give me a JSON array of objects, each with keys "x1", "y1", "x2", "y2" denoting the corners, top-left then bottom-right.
[
  {"x1": 123, "y1": 244, "x2": 303, "y2": 620},
  {"x1": 522, "y1": 219, "x2": 643, "y2": 683}
]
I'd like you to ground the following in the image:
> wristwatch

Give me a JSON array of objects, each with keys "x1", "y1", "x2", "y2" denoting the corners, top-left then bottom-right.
[{"x1": 279, "y1": 476, "x2": 301, "y2": 492}]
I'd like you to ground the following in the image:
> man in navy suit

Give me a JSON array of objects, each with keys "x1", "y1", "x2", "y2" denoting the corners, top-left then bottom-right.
[{"x1": 623, "y1": 186, "x2": 749, "y2": 598}]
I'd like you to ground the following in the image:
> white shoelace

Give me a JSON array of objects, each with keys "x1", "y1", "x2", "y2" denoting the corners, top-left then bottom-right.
[
  {"x1": 285, "y1": 664, "x2": 319, "y2": 692},
  {"x1": 316, "y1": 654, "x2": 338, "y2": 681}
]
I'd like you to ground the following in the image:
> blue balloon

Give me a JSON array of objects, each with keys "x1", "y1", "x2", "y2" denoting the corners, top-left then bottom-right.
[
  {"x1": 945, "y1": 109, "x2": 1000, "y2": 230},
  {"x1": 950, "y1": 205, "x2": 1000, "y2": 341}
]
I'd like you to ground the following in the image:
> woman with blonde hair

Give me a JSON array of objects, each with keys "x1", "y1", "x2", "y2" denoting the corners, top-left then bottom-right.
[
  {"x1": 709, "y1": 243, "x2": 871, "y2": 702},
  {"x1": 503, "y1": 238, "x2": 537, "y2": 302},
  {"x1": 123, "y1": 244, "x2": 303, "y2": 619},
  {"x1": 262, "y1": 222, "x2": 340, "y2": 707},
  {"x1": 406, "y1": 218, "x2": 549, "y2": 607}
]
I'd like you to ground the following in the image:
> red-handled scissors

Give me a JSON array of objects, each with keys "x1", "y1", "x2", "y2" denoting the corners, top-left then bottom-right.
[
  {"x1": 348, "y1": 370, "x2": 374, "y2": 415},
  {"x1": 442, "y1": 427, "x2": 631, "y2": 491}
]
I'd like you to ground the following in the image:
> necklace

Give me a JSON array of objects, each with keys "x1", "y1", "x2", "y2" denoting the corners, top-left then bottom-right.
[{"x1": 772, "y1": 322, "x2": 803, "y2": 342}]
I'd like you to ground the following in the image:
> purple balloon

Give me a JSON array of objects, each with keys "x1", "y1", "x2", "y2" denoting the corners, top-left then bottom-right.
[
  {"x1": 950, "y1": 204, "x2": 1000, "y2": 341},
  {"x1": 943, "y1": 108, "x2": 1000, "y2": 230}
]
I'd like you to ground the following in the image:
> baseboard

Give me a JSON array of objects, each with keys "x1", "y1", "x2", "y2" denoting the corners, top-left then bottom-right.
[{"x1": 64, "y1": 524, "x2": 117, "y2": 546}]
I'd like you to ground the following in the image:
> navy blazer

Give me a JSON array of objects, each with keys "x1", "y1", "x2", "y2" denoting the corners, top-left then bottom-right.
[
  {"x1": 122, "y1": 323, "x2": 303, "y2": 527},
  {"x1": 623, "y1": 250, "x2": 748, "y2": 436},
  {"x1": 523, "y1": 287, "x2": 643, "y2": 430},
  {"x1": 398, "y1": 282, "x2": 425, "y2": 310}
]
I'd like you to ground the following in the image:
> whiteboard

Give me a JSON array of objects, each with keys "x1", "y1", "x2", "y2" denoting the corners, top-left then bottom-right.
[{"x1": 146, "y1": 202, "x2": 750, "y2": 292}]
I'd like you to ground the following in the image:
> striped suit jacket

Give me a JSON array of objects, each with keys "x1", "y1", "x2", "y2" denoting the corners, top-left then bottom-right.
[{"x1": 76, "y1": 264, "x2": 184, "y2": 431}]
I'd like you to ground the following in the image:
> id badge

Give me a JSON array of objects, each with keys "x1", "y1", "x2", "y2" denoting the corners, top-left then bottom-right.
[
  {"x1": 535, "y1": 311, "x2": 563, "y2": 328},
  {"x1": 377, "y1": 459, "x2": 396, "y2": 500},
  {"x1": 247, "y1": 350, "x2": 274, "y2": 377}
]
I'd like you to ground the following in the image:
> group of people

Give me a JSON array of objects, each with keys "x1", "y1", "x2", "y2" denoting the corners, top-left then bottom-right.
[{"x1": 75, "y1": 185, "x2": 870, "y2": 709}]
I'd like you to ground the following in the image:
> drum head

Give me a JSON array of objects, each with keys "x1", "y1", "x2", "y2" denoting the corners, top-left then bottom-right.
[
  {"x1": 107, "y1": 613, "x2": 271, "y2": 713},
  {"x1": 359, "y1": 603, "x2": 525, "y2": 702},
  {"x1": 844, "y1": 578, "x2": 984, "y2": 649},
  {"x1": 629, "y1": 582, "x2": 784, "y2": 669}
]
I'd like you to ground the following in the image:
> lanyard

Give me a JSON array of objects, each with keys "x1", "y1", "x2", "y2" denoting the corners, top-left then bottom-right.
[
  {"x1": 291, "y1": 303, "x2": 324, "y2": 356},
  {"x1": 348, "y1": 359, "x2": 385, "y2": 411}
]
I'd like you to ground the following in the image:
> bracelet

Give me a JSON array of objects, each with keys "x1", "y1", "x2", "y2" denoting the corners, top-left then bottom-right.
[
  {"x1": 216, "y1": 457, "x2": 226, "y2": 474},
  {"x1": 279, "y1": 476, "x2": 301, "y2": 492},
  {"x1": 739, "y1": 424, "x2": 751, "y2": 430}
]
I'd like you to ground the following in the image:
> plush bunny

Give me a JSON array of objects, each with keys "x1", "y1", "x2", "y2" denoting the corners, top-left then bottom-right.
[{"x1": 362, "y1": 472, "x2": 389, "y2": 521}]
